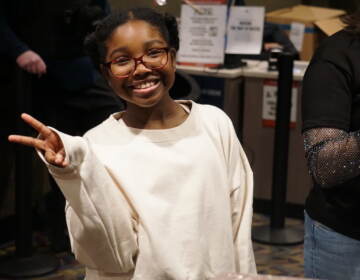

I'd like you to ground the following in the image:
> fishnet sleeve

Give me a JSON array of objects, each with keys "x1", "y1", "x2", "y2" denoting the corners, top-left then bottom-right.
[{"x1": 303, "y1": 128, "x2": 360, "y2": 188}]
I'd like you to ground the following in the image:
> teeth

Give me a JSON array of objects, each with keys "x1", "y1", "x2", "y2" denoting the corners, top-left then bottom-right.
[{"x1": 134, "y1": 81, "x2": 156, "y2": 89}]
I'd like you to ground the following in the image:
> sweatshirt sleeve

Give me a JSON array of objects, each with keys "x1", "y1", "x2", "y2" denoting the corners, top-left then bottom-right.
[
  {"x1": 224, "y1": 118, "x2": 257, "y2": 275},
  {"x1": 37, "y1": 129, "x2": 138, "y2": 273}
]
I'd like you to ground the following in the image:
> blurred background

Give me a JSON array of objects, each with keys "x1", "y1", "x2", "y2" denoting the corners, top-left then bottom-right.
[{"x1": 108, "y1": 0, "x2": 359, "y2": 17}]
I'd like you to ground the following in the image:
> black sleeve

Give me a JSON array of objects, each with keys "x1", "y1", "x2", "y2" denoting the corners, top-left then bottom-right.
[
  {"x1": 301, "y1": 39, "x2": 360, "y2": 188},
  {"x1": 301, "y1": 58, "x2": 352, "y2": 132},
  {"x1": 304, "y1": 127, "x2": 360, "y2": 188},
  {"x1": 263, "y1": 22, "x2": 299, "y2": 56},
  {"x1": 0, "y1": 8, "x2": 29, "y2": 59}
]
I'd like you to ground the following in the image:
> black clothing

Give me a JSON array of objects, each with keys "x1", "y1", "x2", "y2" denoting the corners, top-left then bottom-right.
[
  {"x1": 1, "y1": 0, "x2": 121, "y2": 131},
  {"x1": 263, "y1": 22, "x2": 298, "y2": 56},
  {"x1": 0, "y1": 0, "x2": 121, "y2": 251},
  {"x1": 1, "y1": 0, "x2": 107, "y2": 59},
  {"x1": 302, "y1": 30, "x2": 360, "y2": 241}
]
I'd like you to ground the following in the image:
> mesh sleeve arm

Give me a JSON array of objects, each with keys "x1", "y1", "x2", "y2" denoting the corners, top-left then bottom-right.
[{"x1": 303, "y1": 127, "x2": 360, "y2": 188}]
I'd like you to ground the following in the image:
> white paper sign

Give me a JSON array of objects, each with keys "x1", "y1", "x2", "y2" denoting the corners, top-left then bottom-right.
[
  {"x1": 178, "y1": 4, "x2": 227, "y2": 66},
  {"x1": 289, "y1": 22, "x2": 305, "y2": 52},
  {"x1": 262, "y1": 79, "x2": 298, "y2": 127},
  {"x1": 225, "y1": 6, "x2": 265, "y2": 54}
]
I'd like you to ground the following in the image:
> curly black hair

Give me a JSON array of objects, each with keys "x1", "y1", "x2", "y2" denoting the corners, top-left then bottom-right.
[
  {"x1": 341, "y1": 10, "x2": 360, "y2": 35},
  {"x1": 84, "y1": 7, "x2": 179, "y2": 70}
]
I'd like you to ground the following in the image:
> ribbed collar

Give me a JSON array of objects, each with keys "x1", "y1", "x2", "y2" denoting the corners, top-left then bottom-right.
[{"x1": 107, "y1": 100, "x2": 200, "y2": 143}]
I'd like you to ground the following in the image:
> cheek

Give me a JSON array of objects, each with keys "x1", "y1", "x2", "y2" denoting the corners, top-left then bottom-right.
[
  {"x1": 107, "y1": 79, "x2": 128, "y2": 97},
  {"x1": 161, "y1": 69, "x2": 175, "y2": 90},
  {"x1": 164, "y1": 63, "x2": 176, "y2": 88},
  {"x1": 169, "y1": 71, "x2": 176, "y2": 88}
]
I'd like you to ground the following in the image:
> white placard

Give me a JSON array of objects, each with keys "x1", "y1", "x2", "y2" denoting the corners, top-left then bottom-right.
[
  {"x1": 262, "y1": 79, "x2": 298, "y2": 127},
  {"x1": 178, "y1": 4, "x2": 227, "y2": 66},
  {"x1": 289, "y1": 22, "x2": 305, "y2": 52},
  {"x1": 225, "y1": 6, "x2": 265, "y2": 54}
]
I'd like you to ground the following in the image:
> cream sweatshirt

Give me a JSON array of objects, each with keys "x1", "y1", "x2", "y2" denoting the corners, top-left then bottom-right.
[{"x1": 40, "y1": 100, "x2": 256, "y2": 280}]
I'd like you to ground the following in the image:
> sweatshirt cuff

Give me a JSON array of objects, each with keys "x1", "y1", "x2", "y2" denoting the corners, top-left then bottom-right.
[{"x1": 36, "y1": 127, "x2": 88, "y2": 178}]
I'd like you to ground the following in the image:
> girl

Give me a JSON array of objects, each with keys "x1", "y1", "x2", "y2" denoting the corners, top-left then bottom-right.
[{"x1": 9, "y1": 8, "x2": 256, "y2": 280}]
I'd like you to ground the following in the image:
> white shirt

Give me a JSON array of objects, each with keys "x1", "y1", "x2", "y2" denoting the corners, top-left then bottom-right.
[{"x1": 41, "y1": 101, "x2": 256, "y2": 280}]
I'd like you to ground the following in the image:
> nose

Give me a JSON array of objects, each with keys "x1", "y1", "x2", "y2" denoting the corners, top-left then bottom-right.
[{"x1": 132, "y1": 60, "x2": 152, "y2": 76}]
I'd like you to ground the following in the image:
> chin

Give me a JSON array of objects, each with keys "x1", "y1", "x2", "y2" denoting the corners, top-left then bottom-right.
[
  {"x1": 126, "y1": 93, "x2": 165, "y2": 109},
  {"x1": 131, "y1": 89, "x2": 171, "y2": 108}
]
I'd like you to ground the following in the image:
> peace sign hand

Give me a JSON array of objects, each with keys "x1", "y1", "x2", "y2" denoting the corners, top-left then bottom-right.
[{"x1": 8, "y1": 113, "x2": 68, "y2": 167}]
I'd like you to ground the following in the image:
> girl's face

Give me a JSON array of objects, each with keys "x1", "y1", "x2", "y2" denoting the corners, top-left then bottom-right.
[{"x1": 103, "y1": 20, "x2": 176, "y2": 108}]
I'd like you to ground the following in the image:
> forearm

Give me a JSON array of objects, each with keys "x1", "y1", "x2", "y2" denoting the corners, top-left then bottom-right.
[
  {"x1": 37, "y1": 129, "x2": 138, "y2": 271},
  {"x1": 231, "y1": 187, "x2": 257, "y2": 275},
  {"x1": 0, "y1": 17, "x2": 29, "y2": 59},
  {"x1": 304, "y1": 128, "x2": 360, "y2": 187}
]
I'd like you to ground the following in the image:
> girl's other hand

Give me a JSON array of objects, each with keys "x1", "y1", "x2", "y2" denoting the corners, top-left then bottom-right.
[{"x1": 8, "y1": 113, "x2": 68, "y2": 167}]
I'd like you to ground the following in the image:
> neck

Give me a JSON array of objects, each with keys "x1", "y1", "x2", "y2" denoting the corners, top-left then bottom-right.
[{"x1": 122, "y1": 98, "x2": 189, "y2": 129}]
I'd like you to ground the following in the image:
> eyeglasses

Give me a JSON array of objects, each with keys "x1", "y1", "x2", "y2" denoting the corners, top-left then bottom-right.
[{"x1": 103, "y1": 47, "x2": 170, "y2": 79}]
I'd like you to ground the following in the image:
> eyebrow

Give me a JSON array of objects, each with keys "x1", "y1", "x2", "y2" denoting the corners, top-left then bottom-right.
[{"x1": 108, "y1": 40, "x2": 167, "y2": 58}]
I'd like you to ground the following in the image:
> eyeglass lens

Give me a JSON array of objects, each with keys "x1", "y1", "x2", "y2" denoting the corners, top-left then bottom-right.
[{"x1": 110, "y1": 49, "x2": 168, "y2": 77}]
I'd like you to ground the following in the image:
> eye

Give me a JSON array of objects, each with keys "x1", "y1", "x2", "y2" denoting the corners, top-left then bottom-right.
[
  {"x1": 112, "y1": 56, "x2": 131, "y2": 66},
  {"x1": 147, "y1": 48, "x2": 165, "y2": 58}
]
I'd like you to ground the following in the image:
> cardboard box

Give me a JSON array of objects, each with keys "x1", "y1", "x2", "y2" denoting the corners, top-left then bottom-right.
[{"x1": 266, "y1": 5, "x2": 346, "y2": 61}]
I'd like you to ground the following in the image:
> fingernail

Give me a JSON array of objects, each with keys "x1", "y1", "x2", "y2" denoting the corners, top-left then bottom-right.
[{"x1": 56, "y1": 154, "x2": 63, "y2": 162}]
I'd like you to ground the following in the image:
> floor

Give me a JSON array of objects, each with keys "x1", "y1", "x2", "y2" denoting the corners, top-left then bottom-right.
[
  {"x1": 252, "y1": 214, "x2": 304, "y2": 278},
  {"x1": 0, "y1": 214, "x2": 304, "y2": 280}
]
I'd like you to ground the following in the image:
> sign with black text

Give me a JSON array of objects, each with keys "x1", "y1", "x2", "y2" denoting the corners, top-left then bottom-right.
[
  {"x1": 262, "y1": 79, "x2": 299, "y2": 128},
  {"x1": 178, "y1": 0, "x2": 227, "y2": 67},
  {"x1": 225, "y1": 6, "x2": 264, "y2": 54}
]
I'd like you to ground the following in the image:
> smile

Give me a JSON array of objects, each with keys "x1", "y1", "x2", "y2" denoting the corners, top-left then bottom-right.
[
  {"x1": 133, "y1": 80, "x2": 158, "y2": 89},
  {"x1": 130, "y1": 79, "x2": 160, "y2": 95}
]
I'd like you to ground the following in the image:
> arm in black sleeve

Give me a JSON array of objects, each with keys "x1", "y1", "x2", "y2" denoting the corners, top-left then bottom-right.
[
  {"x1": 304, "y1": 128, "x2": 360, "y2": 188},
  {"x1": 263, "y1": 22, "x2": 299, "y2": 56},
  {"x1": 302, "y1": 56, "x2": 360, "y2": 188},
  {"x1": 0, "y1": 8, "x2": 29, "y2": 59}
]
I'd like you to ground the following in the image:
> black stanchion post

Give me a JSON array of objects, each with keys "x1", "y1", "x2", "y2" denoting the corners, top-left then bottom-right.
[
  {"x1": 15, "y1": 70, "x2": 33, "y2": 258},
  {"x1": 252, "y1": 52, "x2": 304, "y2": 245},
  {"x1": 270, "y1": 52, "x2": 293, "y2": 229},
  {"x1": 0, "y1": 70, "x2": 59, "y2": 278}
]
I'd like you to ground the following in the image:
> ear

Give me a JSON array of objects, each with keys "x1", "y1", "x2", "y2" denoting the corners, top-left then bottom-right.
[
  {"x1": 170, "y1": 49, "x2": 177, "y2": 70},
  {"x1": 100, "y1": 64, "x2": 108, "y2": 77}
]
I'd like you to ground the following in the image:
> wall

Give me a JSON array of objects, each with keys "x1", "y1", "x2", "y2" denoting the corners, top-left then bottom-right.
[
  {"x1": 109, "y1": 0, "x2": 356, "y2": 16},
  {"x1": 108, "y1": 0, "x2": 355, "y2": 18},
  {"x1": 245, "y1": 0, "x2": 301, "y2": 12},
  {"x1": 108, "y1": 0, "x2": 182, "y2": 17},
  {"x1": 108, "y1": 0, "x2": 303, "y2": 16}
]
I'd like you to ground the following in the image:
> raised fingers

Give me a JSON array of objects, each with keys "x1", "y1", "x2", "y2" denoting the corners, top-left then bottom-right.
[
  {"x1": 8, "y1": 134, "x2": 46, "y2": 151},
  {"x1": 21, "y1": 113, "x2": 53, "y2": 139}
]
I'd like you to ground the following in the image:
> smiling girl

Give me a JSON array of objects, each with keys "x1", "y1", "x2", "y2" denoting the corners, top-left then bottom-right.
[{"x1": 8, "y1": 8, "x2": 256, "y2": 280}]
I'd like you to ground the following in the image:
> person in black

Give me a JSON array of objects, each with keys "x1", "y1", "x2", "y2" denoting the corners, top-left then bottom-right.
[
  {"x1": 301, "y1": 10, "x2": 360, "y2": 280},
  {"x1": 0, "y1": 0, "x2": 123, "y2": 251}
]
